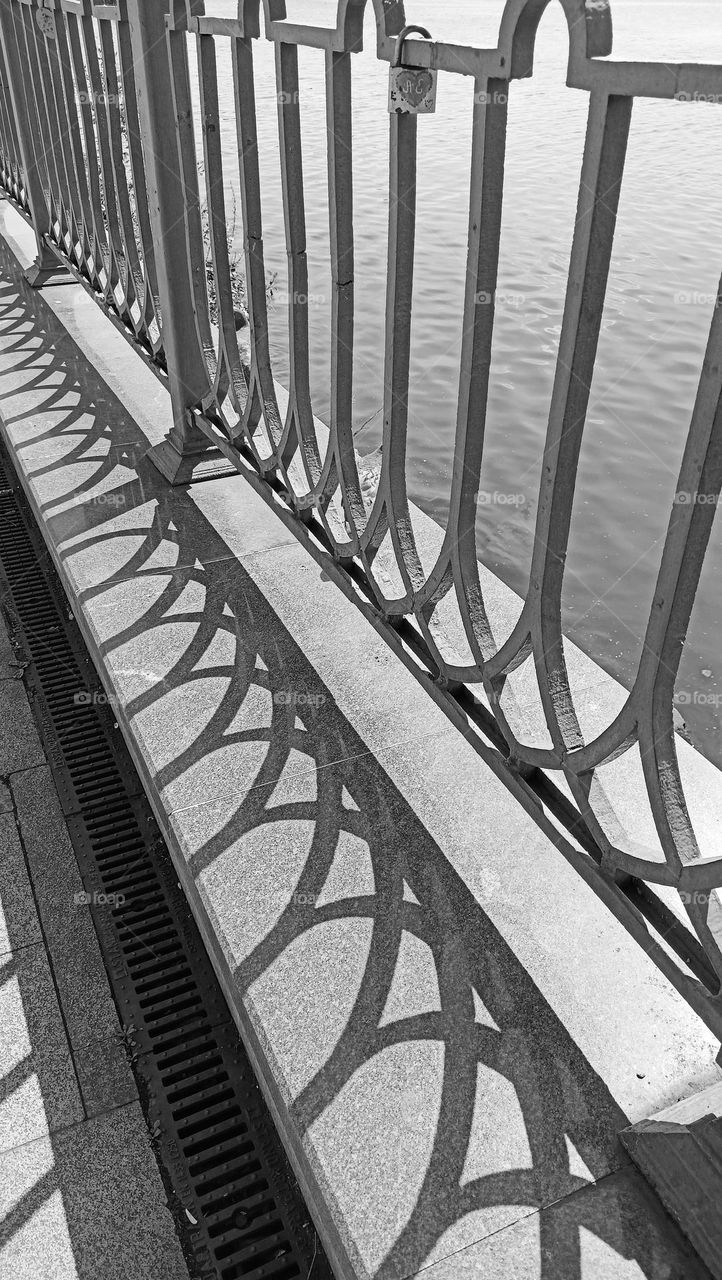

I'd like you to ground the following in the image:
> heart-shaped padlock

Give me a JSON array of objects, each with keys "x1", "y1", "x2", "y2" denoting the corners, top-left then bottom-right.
[
  {"x1": 388, "y1": 25, "x2": 437, "y2": 115},
  {"x1": 35, "y1": 5, "x2": 57, "y2": 40}
]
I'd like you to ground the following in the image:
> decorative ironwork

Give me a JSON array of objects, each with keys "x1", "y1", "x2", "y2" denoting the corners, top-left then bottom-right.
[
  {"x1": 0, "y1": 0, "x2": 162, "y2": 340},
  {"x1": 0, "y1": 28, "x2": 27, "y2": 215},
  {"x1": 0, "y1": 0, "x2": 721, "y2": 1036}
]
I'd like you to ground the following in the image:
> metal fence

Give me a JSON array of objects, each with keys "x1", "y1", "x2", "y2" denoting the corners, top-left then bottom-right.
[
  {"x1": 0, "y1": 24, "x2": 26, "y2": 214},
  {"x1": 1, "y1": 0, "x2": 722, "y2": 1038}
]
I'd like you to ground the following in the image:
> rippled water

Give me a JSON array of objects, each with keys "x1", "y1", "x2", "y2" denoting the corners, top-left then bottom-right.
[{"x1": 203, "y1": 0, "x2": 722, "y2": 763}]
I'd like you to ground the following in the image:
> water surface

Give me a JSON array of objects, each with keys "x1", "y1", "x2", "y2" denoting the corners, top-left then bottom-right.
[{"x1": 202, "y1": 0, "x2": 722, "y2": 763}]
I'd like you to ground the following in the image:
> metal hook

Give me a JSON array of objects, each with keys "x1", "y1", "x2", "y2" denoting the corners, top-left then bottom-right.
[{"x1": 392, "y1": 25, "x2": 433, "y2": 69}]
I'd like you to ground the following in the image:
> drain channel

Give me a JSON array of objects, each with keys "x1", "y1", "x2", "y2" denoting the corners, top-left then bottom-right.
[{"x1": 0, "y1": 444, "x2": 330, "y2": 1280}]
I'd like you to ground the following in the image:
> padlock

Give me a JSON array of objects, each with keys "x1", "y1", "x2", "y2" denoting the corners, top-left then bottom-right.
[
  {"x1": 388, "y1": 25, "x2": 437, "y2": 116},
  {"x1": 35, "y1": 3, "x2": 57, "y2": 40}
]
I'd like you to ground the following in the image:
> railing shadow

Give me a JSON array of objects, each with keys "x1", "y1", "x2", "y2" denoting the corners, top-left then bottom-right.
[{"x1": 0, "y1": 239, "x2": 710, "y2": 1280}]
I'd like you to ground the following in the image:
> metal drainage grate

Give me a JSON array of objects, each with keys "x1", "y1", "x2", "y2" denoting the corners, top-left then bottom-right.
[{"x1": 0, "y1": 445, "x2": 329, "y2": 1280}]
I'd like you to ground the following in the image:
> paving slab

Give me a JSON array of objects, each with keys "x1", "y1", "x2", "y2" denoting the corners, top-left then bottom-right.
[
  {"x1": 0, "y1": 811, "x2": 42, "y2": 956},
  {"x1": 0, "y1": 611, "x2": 21, "y2": 681},
  {"x1": 0, "y1": 1101, "x2": 189, "y2": 1280},
  {"x1": 0, "y1": 946, "x2": 83, "y2": 1155},
  {"x1": 10, "y1": 766, "x2": 137, "y2": 1117},
  {"x1": 0, "y1": 679, "x2": 45, "y2": 776}
]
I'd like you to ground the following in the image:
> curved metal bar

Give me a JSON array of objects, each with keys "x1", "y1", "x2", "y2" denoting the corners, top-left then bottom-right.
[
  {"x1": 231, "y1": 30, "x2": 284, "y2": 465},
  {"x1": 167, "y1": 23, "x2": 219, "y2": 389},
  {"x1": 117, "y1": 0, "x2": 164, "y2": 356},
  {"x1": 65, "y1": 12, "x2": 111, "y2": 294},
  {"x1": 273, "y1": 38, "x2": 319, "y2": 488},
  {"x1": 497, "y1": 0, "x2": 613, "y2": 79},
  {"x1": 196, "y1": 31, "x2": 250, "y2": 420},
  {"x1": 314, "y1": 46, "x2": 367, "y2": 553}
]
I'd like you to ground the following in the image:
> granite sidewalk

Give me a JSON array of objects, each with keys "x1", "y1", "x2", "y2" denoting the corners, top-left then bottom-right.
[
  {"x1": 0, "y1": 199, "x2": 719, "y2": 1280},
  {"x1": 0, "y1": 606, "x2": 189, "y2": 1279}
]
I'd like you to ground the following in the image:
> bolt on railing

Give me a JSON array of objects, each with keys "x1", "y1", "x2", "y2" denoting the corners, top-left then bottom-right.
[{"x1": 0, "y1": 0, "x2": 721, "y2": 1037}]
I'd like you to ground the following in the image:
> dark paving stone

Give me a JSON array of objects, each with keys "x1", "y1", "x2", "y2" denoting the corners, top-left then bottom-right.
[
  {"x1": 0, "y1": 681, "x2": 44, "y2": 775},
  {"x1": 0, "y1": 945, "x2": 83, "y2": 1154},
  {"x1": 11, "y1": 765, "x2": 136, "y2": 1117},
  {"x1": 0, "y1": 811, "x2": 41, "y2": 955}
]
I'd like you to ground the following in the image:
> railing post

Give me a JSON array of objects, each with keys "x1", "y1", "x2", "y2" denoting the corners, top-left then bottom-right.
[
  {"x1": 123, "y1": 0, "x2": 235, "y2": 484},
  {"x1": 0, "y1": 0, "x2": 69, "y2": 286}
]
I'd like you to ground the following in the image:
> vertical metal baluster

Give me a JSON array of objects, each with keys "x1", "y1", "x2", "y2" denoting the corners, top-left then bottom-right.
[
  {"x1": 167, "y1": 22, "x2": 219, "y2": 390},
  {"x1": 231, "y1": 31, "x2": 282, "y2": 462},
  {"x1": 0, "y1": 1, "x2": 60, "y2": 282},
  {"x1": 74, "y1": 12, "x2": 115, "y2": 295},
  {"x1": 66, "y1": 13, "x2": 110, "y2": 296},
  {"x1": 42, "y1": 11, "x2": 87, "y2": 268},
  {"x1": 117, "y1": 0, "x2": 163, "y2": 357},
  {"x1": 275, "y1": 39, "x2": 320, "y2": 489},
  {"x1": 528, "y1": 91, "x2": 632, "y2": 754},
  {"x1": 126, "y1": 0, "x2": 232, "y2": 483},
  {"x1": 0, "y1": 88, "x2": 9, "y2": 191},
  {"x1": 98, "y1": 19, "x2": 145, "y2": 329},
  {"x1": 633, "y1": 292, "x2": 722, "y2": 971},
  {"x1": 419, "y1": 76, "x2": 509, "y2": 673},
  {"x1": 53, "y1": 11, "x2": 95, "y2": 270},
  {"x1": 0, "y1": 40, "x2": 20, "y2": 200},
  {"x1": 360, "y1": 107, "x2": 424, "y2": 605},
  {"x1": 316, "y1": 47, "x2": 367, "y2": 547},
  {"x1": 196, "y1": 31, "x2": 248, "y2": 422},
  {"x1": 26, "y1": 9, "x2": 69, "y2": 249},
  {"x1": 0, "y1": 59, "x2": 16, "y2": 197},
  {"x1": 80, "y1": 14, "x2": 128, "y2": 313}
]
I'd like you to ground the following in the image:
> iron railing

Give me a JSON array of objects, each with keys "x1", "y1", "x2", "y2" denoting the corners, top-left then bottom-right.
[
  {"x1": 0, "y1": 21, "x2": 26, "y2": 215},
  {"x1": 1, "y1": 0, "x2": 722, "y2": 1038}
]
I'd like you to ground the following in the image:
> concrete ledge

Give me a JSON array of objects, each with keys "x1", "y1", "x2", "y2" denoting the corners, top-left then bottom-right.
[{"x1": 0, "y1": 202, "x2": 719, "y2": 1279}]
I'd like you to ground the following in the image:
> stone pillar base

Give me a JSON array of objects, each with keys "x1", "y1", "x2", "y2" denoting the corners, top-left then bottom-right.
[
  {"x1": 620, "y1": 1081, "x2": 722, "y2": 1279},
  {"x1": 146, "y1": 433, "x2": 240, "y2": 486},
  {"x1": 23, "y1": 246, "x2": 73, "y2": 289}
]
